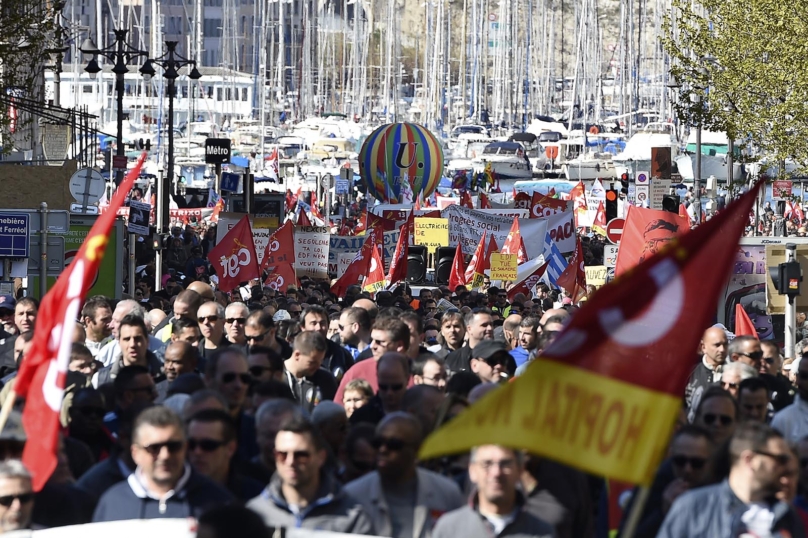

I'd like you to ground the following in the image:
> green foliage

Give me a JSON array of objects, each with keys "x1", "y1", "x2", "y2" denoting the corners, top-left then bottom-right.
[{"x1": 662, "y1": 0, "x2": 808, "y2": 173}]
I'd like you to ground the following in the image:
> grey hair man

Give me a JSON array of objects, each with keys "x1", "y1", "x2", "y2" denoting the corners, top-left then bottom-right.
[{"x1": 0, "y1": 459, "x2": 34, "y2": 533}]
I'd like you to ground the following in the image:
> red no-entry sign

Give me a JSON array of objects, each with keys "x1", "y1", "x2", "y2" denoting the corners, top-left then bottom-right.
[{"x1": 606, "y1": 218, "x2": 625, "y2": 244}]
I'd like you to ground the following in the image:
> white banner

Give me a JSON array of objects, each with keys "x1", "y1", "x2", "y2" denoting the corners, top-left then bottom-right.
[
  {"x1": 216, "y1": 212, "x2": 272, "y2": 266},
  {"x1": 328, "y1": 230, "x2": 400, "y2": 275},
  {"x1": 544, "y1": 210, "x2": 576, "y2": 253},
  {"x1": 295, "y1": 226, "x2": 330, "y2": 279}
]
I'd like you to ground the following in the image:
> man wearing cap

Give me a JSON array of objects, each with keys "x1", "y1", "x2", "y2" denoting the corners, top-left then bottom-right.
[{"x1": 470, "y1": 341, "x2": 513, "y2": 383}]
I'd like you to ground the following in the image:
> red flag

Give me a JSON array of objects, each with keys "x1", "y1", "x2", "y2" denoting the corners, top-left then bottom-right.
[
  {"x1": 363, "y1": 246, "x2": 387, "y2": 293},
  {"x1": 734, "y1": 304, "x2": 759, "y2": 338},
  {"x1": 310, "y1": 191, "x2": 324, "y2": 221},
  {"x1": 500, "y1": 217, "x2": 528, "y2": 264},
  {"x1": 556, "y1": 236, "x2": 587, "y2": 303},
  {"x1": 480, "y1": 193, "x2": 492, "y2": 209},
  {"x1": 592, "y1": 201, "x2": 607, "y2": 236},
  {"x1": 211, "y1": 198, "x2": 225, "y2": 223},
  {"x1": 297, "y1": 208, "x2": 313, "y2": 227},
  {"x1": 355, "y1": 209, "x2": 368, "y2": 233},
  {"x1": 419, "y1": 181, "x2": 764, "y2": 485},
  {"x1": 448, "y1": 243, "x2": 466, "y2": 292},
  {"x1": 794, "y1": 202, "x2": 805, "y2": 223},
  {"x1": 569, "y1": 181, "x2": 587, "y2": 227},
  {"x1": 16, "y1": 154, "x2": 147, "y2": 491},
  {"x1": 507, "y1": 261, "x2": 549, "y2": 301},
  {"x1": 615, "y1": 206, "x2": 689, "y2": 276},
  {"x1": 464, "y1": 230, "x2": 488, "y2": 287},
  {"x1": 366, "y1": 212, "x2": 396, "y2": 232},
  {"x1": 264, "y1": 262, "x2": 298, "y2": 293},
  {"x1": 331, "y1": 235, "x2": 375, "y2": 296},
  {"x1": 548, "y1": 187, "x2": 556, "y2": 197},
  {"x1": 387, "y1": 212, "x2": 414, "y2": 286},
  {"x1": 461, "y1": 191, "x2": 474, "y2": 209},
  {"x1": 485, "y1": 234, "x2": 499, "y2": 266},
  {"x1": 529, "y1": 191, "x2": 569, "y2": 219},
  {"x1": 679, "y1": 203, "x2": 689, "y2": 221},
  {"x1": 261, "y1": 220, "x2": 295, "y2": 271},
  {"x1": 207, "y1": 215, "x2": 261, "y2": 292}
]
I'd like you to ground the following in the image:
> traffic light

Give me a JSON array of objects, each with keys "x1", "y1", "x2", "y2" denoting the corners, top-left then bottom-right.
[
  {"x1": 151, "y1": 232, "x2": 169, "y2": 250},
  {"x1": 662, "y1": 194, "x2": 680, "y2": 214},
  {"x1": 605, "y1": 188, "x2": 619, "y2": 221},
  {"x1": 620, "y1": 172, "x2": 629, "y2": 194}
]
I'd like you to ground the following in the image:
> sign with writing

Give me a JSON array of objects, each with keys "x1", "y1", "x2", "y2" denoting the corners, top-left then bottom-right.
[
  {"x1": 205, "y1": 138, "x2": 232, "y2": 164},
  {"x1": 337, "y1": 252, "x2": 355, "y2": 278},
  {"x1": 335, "y1": 179, "x2": 350, "y2": 195},
  {"x1": 650, "y1": 179, "x2": 672, "y2": 210},
  {"x1": 490, "y1": 252, "x2": 517, "y2": 280},
  {"x1": 414, "y1": 218, "x2": 449, "y2": 253},
  {"x1": 604, "y1": 244, "x2": 619, "y2": 268},
  {"x1": 772, "y1": 180, "x2": 793, "y2": 200},
  {"x1": 216, "y1": 213, "x2": 271, "y2": 266},
  {"x1": 585, "y1": 265, "x2": 608, "y2": 286},
  {"x1": 295, "y1": 226, "x2": 330, "y2": 279},
  {"x1": 127, "y1": 201, "x2": 151, "y2": 235},
  {"x1": 328, "y1": 230, "x2": 400, "y2": 276},
  {"x1": 41, "y1": 124, "x2": 71, "y2": 166},
  {"x1": 0, "y1": 213, "x2": 29, "y2": 258}
]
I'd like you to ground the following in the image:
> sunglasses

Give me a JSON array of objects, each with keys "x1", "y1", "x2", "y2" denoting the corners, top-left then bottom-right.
[
  {"x1": 0, "y1": 493, "x2": 34, "y2": 507},
  {"x1": 225, "y1": 317, "x2": 246, "y2": 325},
  {"x1": 671, "y1": 455, "x2": 706, "y2": 469},
  {"x1": 274, "y1": 450, "x2": 311, "y2": 463},
  {"x1": 755, "y1": 450, "x2": 791, "y2": 466},
  {"x1": 740, "y1": 351, "x2": 764, "y2": 361},
  {"x1": 249, "y1": 365, "x2": 273, "y2": 377},
  {"x1": 763, "y1": 357, "x2": 776, "y2": 365},
  {"x1": 702, "y1": 413, "x2": 733, "y2": 426},
  {"x1": 221, "y1": 372, "x2": 252, "y2": 384},
  {"x1": 378, "y1": 383, "x2": 404, "y2": 392},
  {"x1": 245, "y1": 331, "x2": 270, "y2": 343},
  {"x1": 198, "y1": 315, "x2": 220, "y2": 323},
  {"x1": 372, "y1": 436, "x2": 408, "y2": 451},
  {"x1": 139, "y1": 440, "x2": 184, "y2": 457},
  {"x1": 187, "y1": 438, "x2": 225, "y2": 452},
  {"x1": 722, "y1": 382, "x2": 738, "y2": 391}
]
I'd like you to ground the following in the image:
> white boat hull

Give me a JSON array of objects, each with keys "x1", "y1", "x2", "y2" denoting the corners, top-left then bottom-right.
[
  {"x1": 562, "y1": 160, "x2": 618, "y2": 180},
  {"x1": 675, "y1": 154, "x2": 743, "y2": 182}
]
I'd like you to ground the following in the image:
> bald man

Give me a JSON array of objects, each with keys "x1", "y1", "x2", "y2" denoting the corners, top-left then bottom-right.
[
  {"x1": 684, "y1": 326, "x2": 728, "y2": 420},
  {"x1": 351, "y1": 298, "x2": 379, "y2": 322},
  {"x1": 187, "y1": 281, "x2": 215, "y2": 302}
]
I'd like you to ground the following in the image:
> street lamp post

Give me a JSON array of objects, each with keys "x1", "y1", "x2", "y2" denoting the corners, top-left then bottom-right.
[
  {"x1": 138, "y1": 42, "x2": 201, "y2": 291},
  {"x1": 80, "y1": 29, "x2": 151, "y2": 186}
]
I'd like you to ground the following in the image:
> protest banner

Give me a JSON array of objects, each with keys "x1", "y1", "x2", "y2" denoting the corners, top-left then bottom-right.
[
  {"x1": 585, "y1": 265, "x2": 608, "y2": 286},
  {"x1": 328, "y1": 230, "x2": 400, "y2": 276},
  {"x1": 490, "y1": 252, "x2": 518, "y2": 280},
  {"x1": 216, "y1": 213, "x2": 274, "y2": 266},
  {"x1": 414, "y1": 218, "x2": 450, "y2": 253},
  {"x1": 295, "y1": 226, "x2": 330, "y2": 279}
]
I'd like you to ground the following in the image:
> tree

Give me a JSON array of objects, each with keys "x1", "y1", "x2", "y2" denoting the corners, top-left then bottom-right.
[
  {"x1": 0, "y1": 0, "x2": 58, "y2": 154},
  {"x1": 662, "y1": 0, "x2": 808, "y2": 173}
]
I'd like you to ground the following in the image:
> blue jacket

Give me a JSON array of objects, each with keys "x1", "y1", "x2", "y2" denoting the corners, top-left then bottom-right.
[
  {"x1": 92, "y1": 465, "x2": 233, "y2": 522},
  {"x1": 509, "y1": 346, "x2": 530, "y2": 368},
  {"x1": 657, "y1": 479, "x2": 805, "y2": 537}
]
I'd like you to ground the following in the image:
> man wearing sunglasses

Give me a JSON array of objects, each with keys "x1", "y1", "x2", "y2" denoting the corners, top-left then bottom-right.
[
  {"x1": 773, "y1": 356, "x2": 808, "y2": 443},
  {"x1": 469, "y1": 341, "x2": 513, "y2": 384},
  {"x1": 758, "y1": 341, "x2": 795, "y2": 413},
  {"x1": 197, "y1": 302, "x2": 228, "y2": 365},
  {"x1": 223, "y1": 302, "x2": 250, "y2": 346},
  {"x1": 693, "y1": 386, "x2": 738, "y2": 446},
  {"x1": 248, "y1": 416, "x2": 374, "y2": 533},
  {"x1": 344, "y1": 412, "x2": 463, "y2": 538},
  {"x1": 187, "y1": 409, "x2": 263, "y2": 502},
  {"x1": 659, "y1": 423, "x2": 802, "y2": 538},
  {"x1": 282, "y1": 331, "x2": 336, "y2": 414},
  {"x1": 93, "y1": 406, "x2": 232, "y2": 521},
  {"x1": 245, "y1": 311, "x2": 292, "y2": 361},
  {"x1": 0, "y1": 459, "x2": 34, "y2": 534}
]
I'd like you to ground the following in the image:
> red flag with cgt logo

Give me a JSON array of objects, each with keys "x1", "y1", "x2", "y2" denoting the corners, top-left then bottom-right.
[
  {"x1": 208, "y1": 215, "x2": 260, "y2": 292},
  {"x1": 261, "y1": 220, "x2": 295, "y2": 271}
]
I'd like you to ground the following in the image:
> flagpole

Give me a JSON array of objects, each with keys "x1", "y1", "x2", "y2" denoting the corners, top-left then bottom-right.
[
  {"x1": 0, "y1": 390, "x2": 16, "y2": 439},
  {"x1": 620, "y1": 486, "x2": 650, "y2": 538}
]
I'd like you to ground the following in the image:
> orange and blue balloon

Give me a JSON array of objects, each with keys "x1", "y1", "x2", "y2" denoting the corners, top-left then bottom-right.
[{"x1": 358, "y1": 123, "x2": 444, "y2": 203}]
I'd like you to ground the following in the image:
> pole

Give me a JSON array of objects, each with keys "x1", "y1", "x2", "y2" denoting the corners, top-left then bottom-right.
[
  {"x1": 694, "y1": 125, "x2": 702, "y2": 224},
  {"x1": 621, "y1": 486, "x2": 650, "y2": 538},
  {"x1": 727, "y1": 137, "x2": 734, "y2": 195},
  {"x1": 163, "y1": 78, "x2": 174, "y2": 232},
  {"x1": 155, "y1": 168, "x2": 164, "y2": 292},
  {"x1": 128, "y1": 232, "x2": 136, "y2": 295},
  {"x1": 785, "y1": 244, "x2": 797, "y2": 360},
  {"x1": 215, "y1": 163, "x2": 222, "y2": 196},
  {"x1": 39, "y1": 203, "x2": 48, "y2": 298},
  {"x1": 116, "y1": 72, "x2": 125, "y2": 186}
]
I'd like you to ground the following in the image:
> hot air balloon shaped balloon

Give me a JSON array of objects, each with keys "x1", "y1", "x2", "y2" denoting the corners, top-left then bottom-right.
[{"x1": 358, "y1": 123, "x2": 444, "y2": 203}]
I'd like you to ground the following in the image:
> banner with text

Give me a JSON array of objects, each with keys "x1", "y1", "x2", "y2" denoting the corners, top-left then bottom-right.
[
  {"x1": 490, "y1": 252, "x2": 518, "y2": 280},
  {"x1": 216, "y1": 213, "x2": 273, "y2": 266},
  {"x1": 414, "y1": 218, "x2": 450, "y2": 253},
  {"x1": 295, "y1": 226, "x2": 330, "y2": 279},
  {"x1": 328, "y1": 230, "x2": 400, "y2": 277}
]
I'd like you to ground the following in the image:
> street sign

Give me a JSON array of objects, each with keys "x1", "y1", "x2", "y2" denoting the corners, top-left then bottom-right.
[
  {"x1": 773, "y1": 180, "x2": 793, "y2": 200},
  {"x1": 70, "y1": 204, "x2": 99, "y2": 215},
  {"x1": 0, "y1": 209, "x2": 70, "y2": 234},
  {"x1": 635, "y1": 185, "x2": 649, "y2": 206},
  {"x1": 220, "y1": 172, "x2": 240, "y2": 192},
  {"x1": 127, "y1": 201, "x2": 151, "y2": 235},
  {"x1": 635, "y1": 171, "x2": 649, "y2": 184},
  {"x1": 205, "y1": 138, "x2": 232, "y2": 164},
  {"x1": 335, "y1": 179, "x2": 350, "y2": 195},
  {"x1": 0, "y1": 213, "x2": 30, "y2": 258},
  {"x1": 69, "y1": 168, "x2": 105, "y2": 205},
  {"x1": 41, "y1": 124, "x2": 70, "y2": 166},
  {"x1": 112, "y1": 155, "x2": 128, "y2": 170},
  {"x1": 605, "y1": 218, "x2": 625, "y2": 245},
  {"x1": 650, "y1": 179, "x2": 672, "y2": 210},
  {"x1": 26, "y1": 236, "x2": 65, "y2": 276},
  {"x1": 604, "y1": 244, "x2": 619, "y2": 267}
]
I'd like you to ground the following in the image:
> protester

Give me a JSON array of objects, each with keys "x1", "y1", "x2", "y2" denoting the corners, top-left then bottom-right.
[
  {"x1": 282, "y1": 331, "x2": 336, "y2": 412},
  {"x1": 0, "y1": 460, "x2": 34, "y2": 534},
  {"x1": 445, "y1": 310, "x2": 495, "y2": 372}
]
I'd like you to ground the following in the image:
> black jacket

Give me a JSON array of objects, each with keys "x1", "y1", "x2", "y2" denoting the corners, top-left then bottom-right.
[
  {"x1": 76, "y1": 456, "x2": 133, "y2": 504},
  {"x1": 92, "y1": 466, "x2": 233, "y2": 522},
  {"x1": 684, "y1": 359, "x2": 719, "y2": 419},
  {"x1": 283, "y1": 368, "x2": 338, "y2": 413},
  {"x1": 323, "y1": 339, "x2": 355, "y2": 380},
  {"x1": 445, "y1": 345, "x2": 473, "y2": 373},
  {"x1": 96, "y1": 350, "x2": 165, "y2": 386}
]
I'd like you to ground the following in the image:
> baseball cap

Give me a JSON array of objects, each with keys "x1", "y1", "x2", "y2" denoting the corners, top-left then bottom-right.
[
  {"x1": 471, "y1": 340, "x2": 509, "y2": 360},
  {"x1": 0, "y1": 295, "x2": 16, "y2": 312}
]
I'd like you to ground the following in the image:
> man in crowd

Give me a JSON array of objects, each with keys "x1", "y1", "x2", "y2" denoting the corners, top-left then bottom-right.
[
  {"x1": 92, "y1": 406, "x2": 232, "y2": 521},
  {"x1": 350, "y1": 353, "x2": 411, "y2": 425},
  {"x1": 693, "y1": 386, "x2": 738, "y2": 446},
  {"x1": 248, "y1": 416, "x2": 374, "y2": 532},
  {"x1": 81, "y1": 296, "x2": 113, "y2": 357},
  {"x1": 501, "y1": 314, "x2": 522, "y2": 352},
  {"x1": 0, "y1": 460, "x2": 34, "y2": 534},
  {"x1": 772, "y1": 353, "x2": 808, "y2": 442},
  {"x1": 245, "y1": 310, "x2": 292, "y2": 360},
  {"x1": 283, "y1": 331, "x2": 336, "y2": 412},
  {"x1": 684, "y1": 326, "x2": 728, "y2": 419},
  {"x1": 224, "y1": 302, "x2": 250, "y2": 346},
  {"x1": 154, "y1": 290, "x2": 203, "y2": 342},
  {"x1": 433, "y1": 445, "x2": 554, "y2": 538},
  {"x1": 186, "y1": 409, "x2": 263, "y2": 501},
  {"x1": 445, "y1": 309, "x2": 495, "y2": 373},
  {"x1": 335, "y1": 318, "x2": 410, "y2": 403},
  {"x1": 96, "y1": 315, "x2": 164, "y2": 386},
  {"x1": 658, "y1": 423, "x2": 803, "y2": 536},
  {"x1": 103, "y1": 365, "x2": 157, "y2": 434},
  {"x1": 432, "y1": 312, "x2": 465, "y2": 359},
  {"x1": 344, "y1": 412, "x2": 464, "y2": 538},
  {"x1": 737, "y1": 377, "x2": 771, "y2": 423},
  {"x1": 339, "y1": 307, "x2": 372, "y2": 361},
  {"x1": 469, "y1": 341, "x2": 512, "y2": 384},
  {"x1": 720, "y1": 361, "x2": 757, "y2": 398},
  {"x1": 97, "y1": 300, "x2": 163, "y2": 368},
  {"x1": 412, "y1": 353, "x2": 447, "y2": 392},
  {"x1": 0, "y1": 296, "x2": 15, "y2": 336},
  {"x1": 301, "y1": 306, "x2": 353, "y2": 379},
  {"x1": 156, "y1": 341, "x2": 199, "y2": 401},
  {"x1": 197, "y1": 301, "x2": 228, "y2": 365},
  {"x1": 168, "y1": 317, "x2": 201, "y2": 346},
  {"x1": 253, "y1": 399, "x2": 308, "y2": 483}
]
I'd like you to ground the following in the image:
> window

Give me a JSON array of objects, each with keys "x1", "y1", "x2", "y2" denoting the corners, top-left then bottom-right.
[
  {"x1": 203, "y1": 18, "x2": 222, "y2": 37},
  {"x1": 217, "y1": 87, "x2": 222, "y2": 101},
  {"x1": 241, "y1": 16, "x2": 246, "y2": 33},
  {"x1": 225, "y1": 88, "x2": 231, "y2": 100},
  {"x1": 182, "y1": 86, "x2": 188, "y2": 98},
  {"x1": 242, "y1": 88, "x2": 248, "y2": 101}
]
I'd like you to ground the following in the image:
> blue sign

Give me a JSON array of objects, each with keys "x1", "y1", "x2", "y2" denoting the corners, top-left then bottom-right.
[
  {"x1": 335, "y1": 179, "x2": 350, "y2": 195},
  {"x1": 221, "y1": 172, "x2": 240, "y2": 192},
  {"x1": 0, "y1": 213, "x2": 30, "y2": 258}
]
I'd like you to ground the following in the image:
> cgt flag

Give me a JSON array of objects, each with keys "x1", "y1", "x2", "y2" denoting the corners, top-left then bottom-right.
[
  {"x1": 265, "y1": 262, "x2": 298, "y2": 293},
  {"x1": 465, "y1": 231, "x2": 488, "y2": 289},
  {"x1": 615, "y1": 206, "x2": 689, "y2": 276},
  {"x1": 208, "y1": 215, "x2": 261, "y2": 292},
  {"x1": 556, "y1": 236, "x2": 587, "y2": 303},
  {"x1": 592, "y1": 201, "x2": 607, "y2": 236},
  {"x1": 387, "y1": 212, "x2": 414, "y2": 287},
  {"x1": 508, "y1": 261, "x2": 549, "y2": 301},
  {"x1": 419, "y1": 180, "x2": 763, "y2": 486},
  {"x1": 331, "y1": 234, "x2": 375, "y2": 296},
  {"x1": 448, "y1": 242, "x2": 466, "y2": 292},
  {"x1": 15, "y1": 153, "x2": 148, "y2": 491},
  {"x1": 363, "y1": 246, "x2": 386, "y2": 293},
  {"x1": 261, "y1": 220, "x2": 295, "y2": 271}
]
